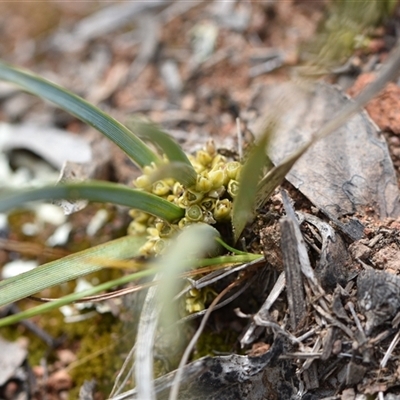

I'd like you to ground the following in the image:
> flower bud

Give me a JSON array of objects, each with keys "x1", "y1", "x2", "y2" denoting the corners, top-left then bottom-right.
[
  {"x1": 226, "y1": 161, "x2": 241, "y2": 180},
  {"x1": 134, "y1": 175, "x2": 151, "y2": 188},
  {"x1": 227, "y1": 179, "x2": 239, "y2": 198},
  {"x1": 179, "y1": 190, "x2": 203, "y2": 207},
  {"x1": 164, "y1": 178, "x2": 175, "y2": 187},
  {"x1": 196, "y1": 150, "x2": 213, "y2": 167},
  {"x1": 155, "y1": 221, "x2": 174, "y2": 237},
  {"x1": 186, "y1": 204, "x2": 203, "y2": 221},
  {"x1": 205, "y1": 139, "x2": 216, "y2": 156},
  {"x1": 208, "y1": 169, "x2": 225, "y2": 189},
  {"x1": 154, "y1": 239, "x2": 167, "y2": 254},
  {"x1": 196, "y1": 175, "x2": 213, "y2": 193},
  {"x1": 189, "y1": 157, "x2": 204, "y2": 174},
  {"x1": 140, "y1": 239, "x2": 156, "y2": 256},
  {"x1": 143, "y1": 164, "x2": 156, "y2": 175},
  {"x1": 152, "y1": 180, "x2": 170, "y2": 196},
  {"x1": 214, "y1": 199, "x2": 232, "y2": 221},
  {"x1": 173, "y1": 182, "x2": 184, "y2": 196},
  {"x1": 208, "y1": 186, "x2": 225, "y2": 199},
  {"x1": 200, "y1": 197, "x2": 216, "y2": 211},
  {"x1": 185, "y1": 296, "x2": 204, "y2": 313},
  {"x1": 167, "y1": 194, "x2": 176, "y2": 203},
  {"x1": 128, "y1": 221, "x2": 147, "y2": 235},
  {"x1": 211, "y1": 154, "x2": 226, "y2": 169},
  {"x1": 178, "y1": 217, "x2": 193, "y2": 229},
  {"x1": 146, "y1": 227, "x2": 160, "y2": 238},
  {"x1": 129, "y1": 210, "x2": 150, "y2": 223}
]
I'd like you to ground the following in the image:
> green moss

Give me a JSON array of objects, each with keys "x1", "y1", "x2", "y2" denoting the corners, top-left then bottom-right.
[
  {"x1": 1, "y1": 288, "x2": 129, "y2": 396},
  {"x1": 193, "y1": 328, "x2": 239, "y2": 359},
  {"x1": 69, "y1": 313, "x2": 126, "y2": 396}
]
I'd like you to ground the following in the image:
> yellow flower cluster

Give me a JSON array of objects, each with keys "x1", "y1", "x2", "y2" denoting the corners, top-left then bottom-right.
[
  {"x1": 185, "y1": 287, "x2": 217, "y2": 313},
  {"x1": 128, "y1": 140, "x2": 242, "y2": 257}
]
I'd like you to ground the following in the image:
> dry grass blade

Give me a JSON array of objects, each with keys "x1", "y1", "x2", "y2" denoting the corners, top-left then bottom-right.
[
  {"x1": 135, "y1": 278, "x2": 160, "y2": 400},
  {"x1": 134, "y1": 224, "x2": 219, "y2": 400},
  {"x1": 168, "y1": 279, "x2": 242, "y2": 400}
]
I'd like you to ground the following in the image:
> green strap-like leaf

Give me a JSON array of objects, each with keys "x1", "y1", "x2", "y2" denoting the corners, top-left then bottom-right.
[
  {"x1": 0, "y1": 61, "x2": 159, "y2": 168},
  {"x1": 232, "y1": 128, "x2": 272, "y2": 242},
  {"x1": 0, "y1": 267, "x2": 159, "y2": 327},
  {"x1": 129, "y1": 119, "x2": 197, "y2": 186},
  {"x1": 0, "y1": 235, "x2": 148, "y2": 307},
  {"x1": 0, "y1": 252, "x2": 264, "y2": 327},
  {"x1": 0, "y1": 181, "x2": 184, "y2": 222},
  {"x1": 148, "y1": 161, "x2": 197, "y2": 187}
]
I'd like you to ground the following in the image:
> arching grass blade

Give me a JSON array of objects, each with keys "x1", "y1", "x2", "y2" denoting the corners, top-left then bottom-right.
[
  {"x1": 0, "y1": 235, "x2": 147, "y2": 307},
  {"x1": 0, "y1": 61, "x2": 159, "y2": 168},
  {"x1": 0, "y1": 181, "x2": 184, "y2": 222},
  {"x1": 129, "y1": 119, "x2": 197, "y2": 186}
]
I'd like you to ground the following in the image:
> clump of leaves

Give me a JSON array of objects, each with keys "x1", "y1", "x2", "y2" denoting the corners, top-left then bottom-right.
[
  {"x1": 0, "y1": 40, "x2": 400, "y2": 397},
  {"x1": 1, "y1": 37, "x2": 400, "y2": 320},
  {"x1": 0, "y1": 61, "x2": 265, "y2": 324}
]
